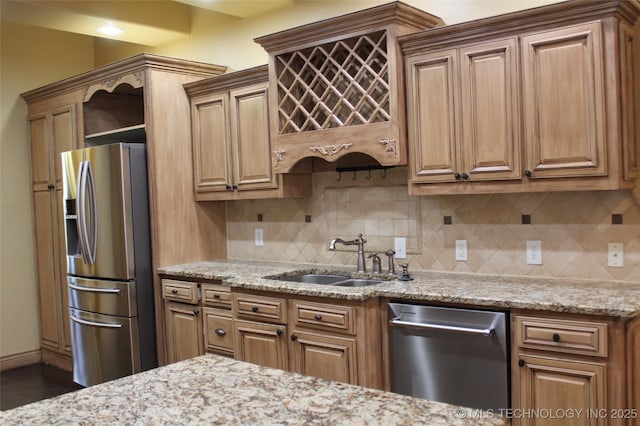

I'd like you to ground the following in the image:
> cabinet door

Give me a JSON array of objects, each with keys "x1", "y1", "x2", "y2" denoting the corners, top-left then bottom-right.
[
  {"x1": 164, "y1": 302, "x2": 204, "y2": 364},
  {"x1": 459, "y1": 38, "x2": 521, "y2": 181},
  {"x1": 191, "y1": 93, "x2": 232, "y2": 193},
  {"x1": 619, "y1": 22, "x2": 638, "y2": 181},
  {"x1": 289, "y1": 330, "x2": 357, "y2": 385},
  {"x1": 203, "y1": 307, "x2": 234, "y2": 357},
  {"x1": 230, "y1": 83, "x2": 277, "y2": 191},
  {"x1": 29, "y1": 105, "x2": 77, "y2": 191},
  {"x1": 234, "y1": 319, "x2": 288, "y2": 370},
  {"x1": 406, "y1": 49, "x2": 459, "y2": 182},
  {"x1": 522, "y1": 22, "x2": 606, "y2": 178},
  {"x1": 33, "y1": 190, "x2": 62, "y2": 350},
  {"x1": 517, "y1": 354, "x2": 605, "y2": 426}
]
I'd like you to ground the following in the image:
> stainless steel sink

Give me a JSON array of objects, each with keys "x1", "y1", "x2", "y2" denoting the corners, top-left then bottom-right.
[
  {"x1": 267, "y1": 272, "x2": 383, "y2": 287},
  {"x1": 333, "y1": 279, "x2": 383, "y2": 287},
  {"x1": 275, "y1": 273, "x2": 350, "y2": 284}
]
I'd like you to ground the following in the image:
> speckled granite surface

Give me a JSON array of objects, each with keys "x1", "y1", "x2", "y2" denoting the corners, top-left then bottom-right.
[
  {"x1": 0, "y1": 355, "x2": 504, "y2": 425},
  {"x1": 158, "y1": 260, "x2": 640, "y2": 317}
]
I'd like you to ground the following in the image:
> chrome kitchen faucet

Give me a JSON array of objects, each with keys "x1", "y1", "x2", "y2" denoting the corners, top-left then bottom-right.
[{"x1": 328, "y1": 233, "x2": 367, "y2": 273}]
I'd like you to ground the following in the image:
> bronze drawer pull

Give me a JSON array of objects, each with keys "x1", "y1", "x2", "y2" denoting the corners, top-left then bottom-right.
[
  {"x1": 314, "y1": 314, "x2": 323, "y2": 321},
  {"x1": 171, "y1": 289, "x2": 178, "y2": 294},
  {"x1": 214, "y1": 328, "x2": 226, "y2": 337},
  {"x1": 251, "y1": 306, "x2": 259, "y2": 312},
  {"x1": 552, "y1": 333, "x2": 561, "y2": 342}
]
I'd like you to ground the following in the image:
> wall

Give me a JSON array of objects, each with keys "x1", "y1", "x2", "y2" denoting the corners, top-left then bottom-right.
[{"x1": 0, "y1": 21, "x2": 94, "y2": 358}]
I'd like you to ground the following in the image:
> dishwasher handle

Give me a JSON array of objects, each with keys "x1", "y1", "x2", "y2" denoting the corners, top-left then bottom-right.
[{"x1": 390, "y1": 317, "x2": 495, "y2": 336}]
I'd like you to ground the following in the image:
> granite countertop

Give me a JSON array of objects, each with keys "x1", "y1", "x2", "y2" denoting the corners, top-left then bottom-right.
[
  {"x1": 158, "y1": 260, "x2": 640, "y2": 318},
  {"x1": 0, "y1": 355, "x2": 504, "y2": 425}
]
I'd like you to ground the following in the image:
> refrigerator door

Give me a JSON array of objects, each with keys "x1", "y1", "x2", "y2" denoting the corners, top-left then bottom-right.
[
  {"x1": 62, "y1": 143, "x2": 148, "y2": 280},
  {"x1": 69, "y1": 307, "x2": 141, "y2": 387},
  {"x1": 68, "y1": 276, "x2": 137, "y2": 317}
]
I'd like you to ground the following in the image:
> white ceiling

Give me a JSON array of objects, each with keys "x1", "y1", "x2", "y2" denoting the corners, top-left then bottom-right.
[{"x1": 0, "y1": 0, "x2": 294, "y2": 46}]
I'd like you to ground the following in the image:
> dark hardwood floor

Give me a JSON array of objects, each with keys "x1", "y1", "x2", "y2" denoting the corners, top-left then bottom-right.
[{"x1": 0, "y1": 363, "x2": 83, "y2": 411}]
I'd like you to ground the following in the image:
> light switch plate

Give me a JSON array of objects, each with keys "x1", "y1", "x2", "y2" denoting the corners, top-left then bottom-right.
[
  {"x1": 254, "y1": 228, "x2": 264, "y2": 247},
  {"x1": 394, "y1": 237, "x2": 406, "y2": 259},
  {"x1": 608, "y1": 243, "x2": 623, "y2": 267},
  {"x1": 526, "y1": 240, "x2": 542, "y2": 265},
  {"x1": 455, "y1": 240, "x2": 468, "y2": 261}
]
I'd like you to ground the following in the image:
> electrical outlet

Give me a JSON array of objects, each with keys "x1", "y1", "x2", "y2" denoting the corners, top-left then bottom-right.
[
  {"x1": 394, "y1": 237, "x2": 406, "y2": 259},
  {"x1": 526, "y1": 240, "x2": 542, "y2": 265},
  {"x1": 254, "y1": 228, "x2": 264, "y2": 247},
  {"x1": 608, "y1": 243, "x2": 623, "y2": 267},
  {"x1": 455, "y1": 240, "x2": 468, "y2": 261}
]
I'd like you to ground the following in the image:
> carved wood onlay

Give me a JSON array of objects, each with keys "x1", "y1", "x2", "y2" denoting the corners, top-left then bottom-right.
[
  {"x1": 379, "y1": 138, "x2": 397, "y2": 158},
  {"x1": 273, "y1": 150, "x2": 286, "y2": 163},
  {"x1": 309, "y1": 143, "x2": 353, "y2": 158}
]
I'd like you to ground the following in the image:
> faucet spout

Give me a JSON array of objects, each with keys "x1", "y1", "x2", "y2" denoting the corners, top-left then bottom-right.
[{"x1": 328, "y1": 233, "x2": 367, "y2": 273}]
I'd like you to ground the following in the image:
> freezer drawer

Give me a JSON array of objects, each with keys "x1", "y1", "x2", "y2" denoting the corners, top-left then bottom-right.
[
  {"x1": 68, "y1": 276, "x2": 137, "y2": 317},
  {"x1": 69, "y1": 308, "x2": 140, "y2": 387}
]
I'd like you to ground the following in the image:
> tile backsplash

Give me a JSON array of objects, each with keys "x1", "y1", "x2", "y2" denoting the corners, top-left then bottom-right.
[{"x1": 226, "y1": 168, "x2": 640, "y2": 282}]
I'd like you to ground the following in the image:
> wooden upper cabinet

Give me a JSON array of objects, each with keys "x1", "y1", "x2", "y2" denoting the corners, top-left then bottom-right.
[
  {"x1": 192, "y1": 92, "x2": 232, "y2": 193},
  {"x1": 619, "y1": 22, "x2": 638, "y2": 181},
  {"x1": 521, "y1": 22, "x2": 606, "y2": 179},
  {"x1": 254, "y1": 3, "x2": 443, "y2": 172},
  {"x1": 185, "y1": 65, "x2": 311, "y2": 201},
  {"x1": 400, "y1": 0, "x2": 639, "y2": 195},
  {"x1": 29, "y1": 98, "x2": 80, "y2": 191},
  {"x1": 407, "y1": 49, "x2": 458, "y2": 182},
  {"x1": 459, "y1": 38, "x2": 521, "y2": 181},
  {"x1": 407, "y1": 38, "x2": 520, "y2": 184},
  {"x1": 229, "y1": 84, "x2": 277, "y2": 190}
]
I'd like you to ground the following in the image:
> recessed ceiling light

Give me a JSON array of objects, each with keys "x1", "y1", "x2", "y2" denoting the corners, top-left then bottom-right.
[{"x1": 97, "y1": 23, "x2": 124, "y2": 36}]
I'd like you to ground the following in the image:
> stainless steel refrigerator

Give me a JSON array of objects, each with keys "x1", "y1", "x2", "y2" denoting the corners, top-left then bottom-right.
[{"x1": 61, "y1": 143, "x2": 156, "y2": 387}]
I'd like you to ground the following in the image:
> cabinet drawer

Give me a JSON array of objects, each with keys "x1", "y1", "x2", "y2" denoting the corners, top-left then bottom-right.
[
  {"x1": 291, "y1": 300, "x2": 355, "y2": 334},
  {"x1": 202, "y1": 284, "x2": 231, "y2": 309},
  {"x1": 204, "y1": 308, "x2": 234, "y2": 354},
  {"x1": 515, "y1": 316, "x2": 607, "y2": 357},
  {"x1": 162, "y1": 279, "x2": 199, "y2": 304},
  {"x1": 234, "y1": 294, "x2": 287, "y2": 324}
]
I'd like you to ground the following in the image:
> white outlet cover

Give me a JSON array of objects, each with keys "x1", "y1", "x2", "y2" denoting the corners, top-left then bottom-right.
[
  {"x1": 455, "y1": 240, "x2": 468, "y2": 261},
  {"x1": 394, "y1": 237, "x2": 407, "y2": 259},
  {"x1": 254, "y1": 228, "x2": 264, "y2": 247},
  {"x1": 608, "y1": 243, "x2": 623, "y2": 267},
  {"x1": 526, "y1": 240, "x2": 542, "y2": 265}
]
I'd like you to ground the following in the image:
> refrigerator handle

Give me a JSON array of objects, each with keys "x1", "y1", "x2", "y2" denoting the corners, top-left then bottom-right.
[
  {"x1": 70, "y1": 313, "x2": 123, "y2": 329},
  {"x1": 85, "y1": 160, "x2": 98, "y2": 265},
  {"x1": 76, "y1": 161, "x2": 90, "y2": 265}
]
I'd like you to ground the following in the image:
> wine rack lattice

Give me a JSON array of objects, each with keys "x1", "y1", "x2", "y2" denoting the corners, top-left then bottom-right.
[{"x1": 275, "y1": 30, "x2": 390, "y2": 134}]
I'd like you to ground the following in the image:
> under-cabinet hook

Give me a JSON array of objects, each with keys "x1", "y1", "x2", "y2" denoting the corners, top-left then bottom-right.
[
  {"x1": 367, "y1": 169, "x2": 372, "y2": 180},
  {"x1": 337, "y1": 171, "x2": 342, "y2": 181},
  {"x1": 382, "y1": 169, "x2": 387, "y2": 179},
  {"x1": 352, "y1": 170, "x2": 357, "y2": 180}
]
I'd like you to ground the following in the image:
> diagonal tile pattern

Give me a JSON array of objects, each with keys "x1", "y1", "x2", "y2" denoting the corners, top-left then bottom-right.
[{"x1": 226, "y1": 167, "x2": 640, "y2": 282}]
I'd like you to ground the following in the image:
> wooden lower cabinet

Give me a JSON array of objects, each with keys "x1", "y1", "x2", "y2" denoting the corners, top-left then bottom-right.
[
  {"x1": 164, "y1": 302, "x2": 204, "y2": 364},
  {"x1": 234, "y1": 319, "x2": 288, "y2": 370},
  {"x1": 289, "y1": 330, "x2": 357, "y2": 384},
  {"x1": 517, "y1": 354, "x2": 606, "y2": 426},
  {"x1": 232, "y1": 290, "x2": 383, "y2": 389}
]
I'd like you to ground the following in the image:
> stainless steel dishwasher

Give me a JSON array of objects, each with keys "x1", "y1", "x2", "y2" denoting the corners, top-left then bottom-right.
[{"x1": 388, "y1": 303, "x2": 509, "y2": 410}]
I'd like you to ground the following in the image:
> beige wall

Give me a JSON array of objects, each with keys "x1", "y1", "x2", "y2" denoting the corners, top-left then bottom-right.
[{"x1": 0, "y1": 21, "x2": 94, "y2": 357}]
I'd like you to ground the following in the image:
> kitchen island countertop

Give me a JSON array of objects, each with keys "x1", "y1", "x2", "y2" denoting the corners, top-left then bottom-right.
[
  {"x1": 0, "y1": 354, "x2": 504, "y2": 425},
  {"x1": 158, "y1": 260, "x2": 640, "y2": 317}
]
